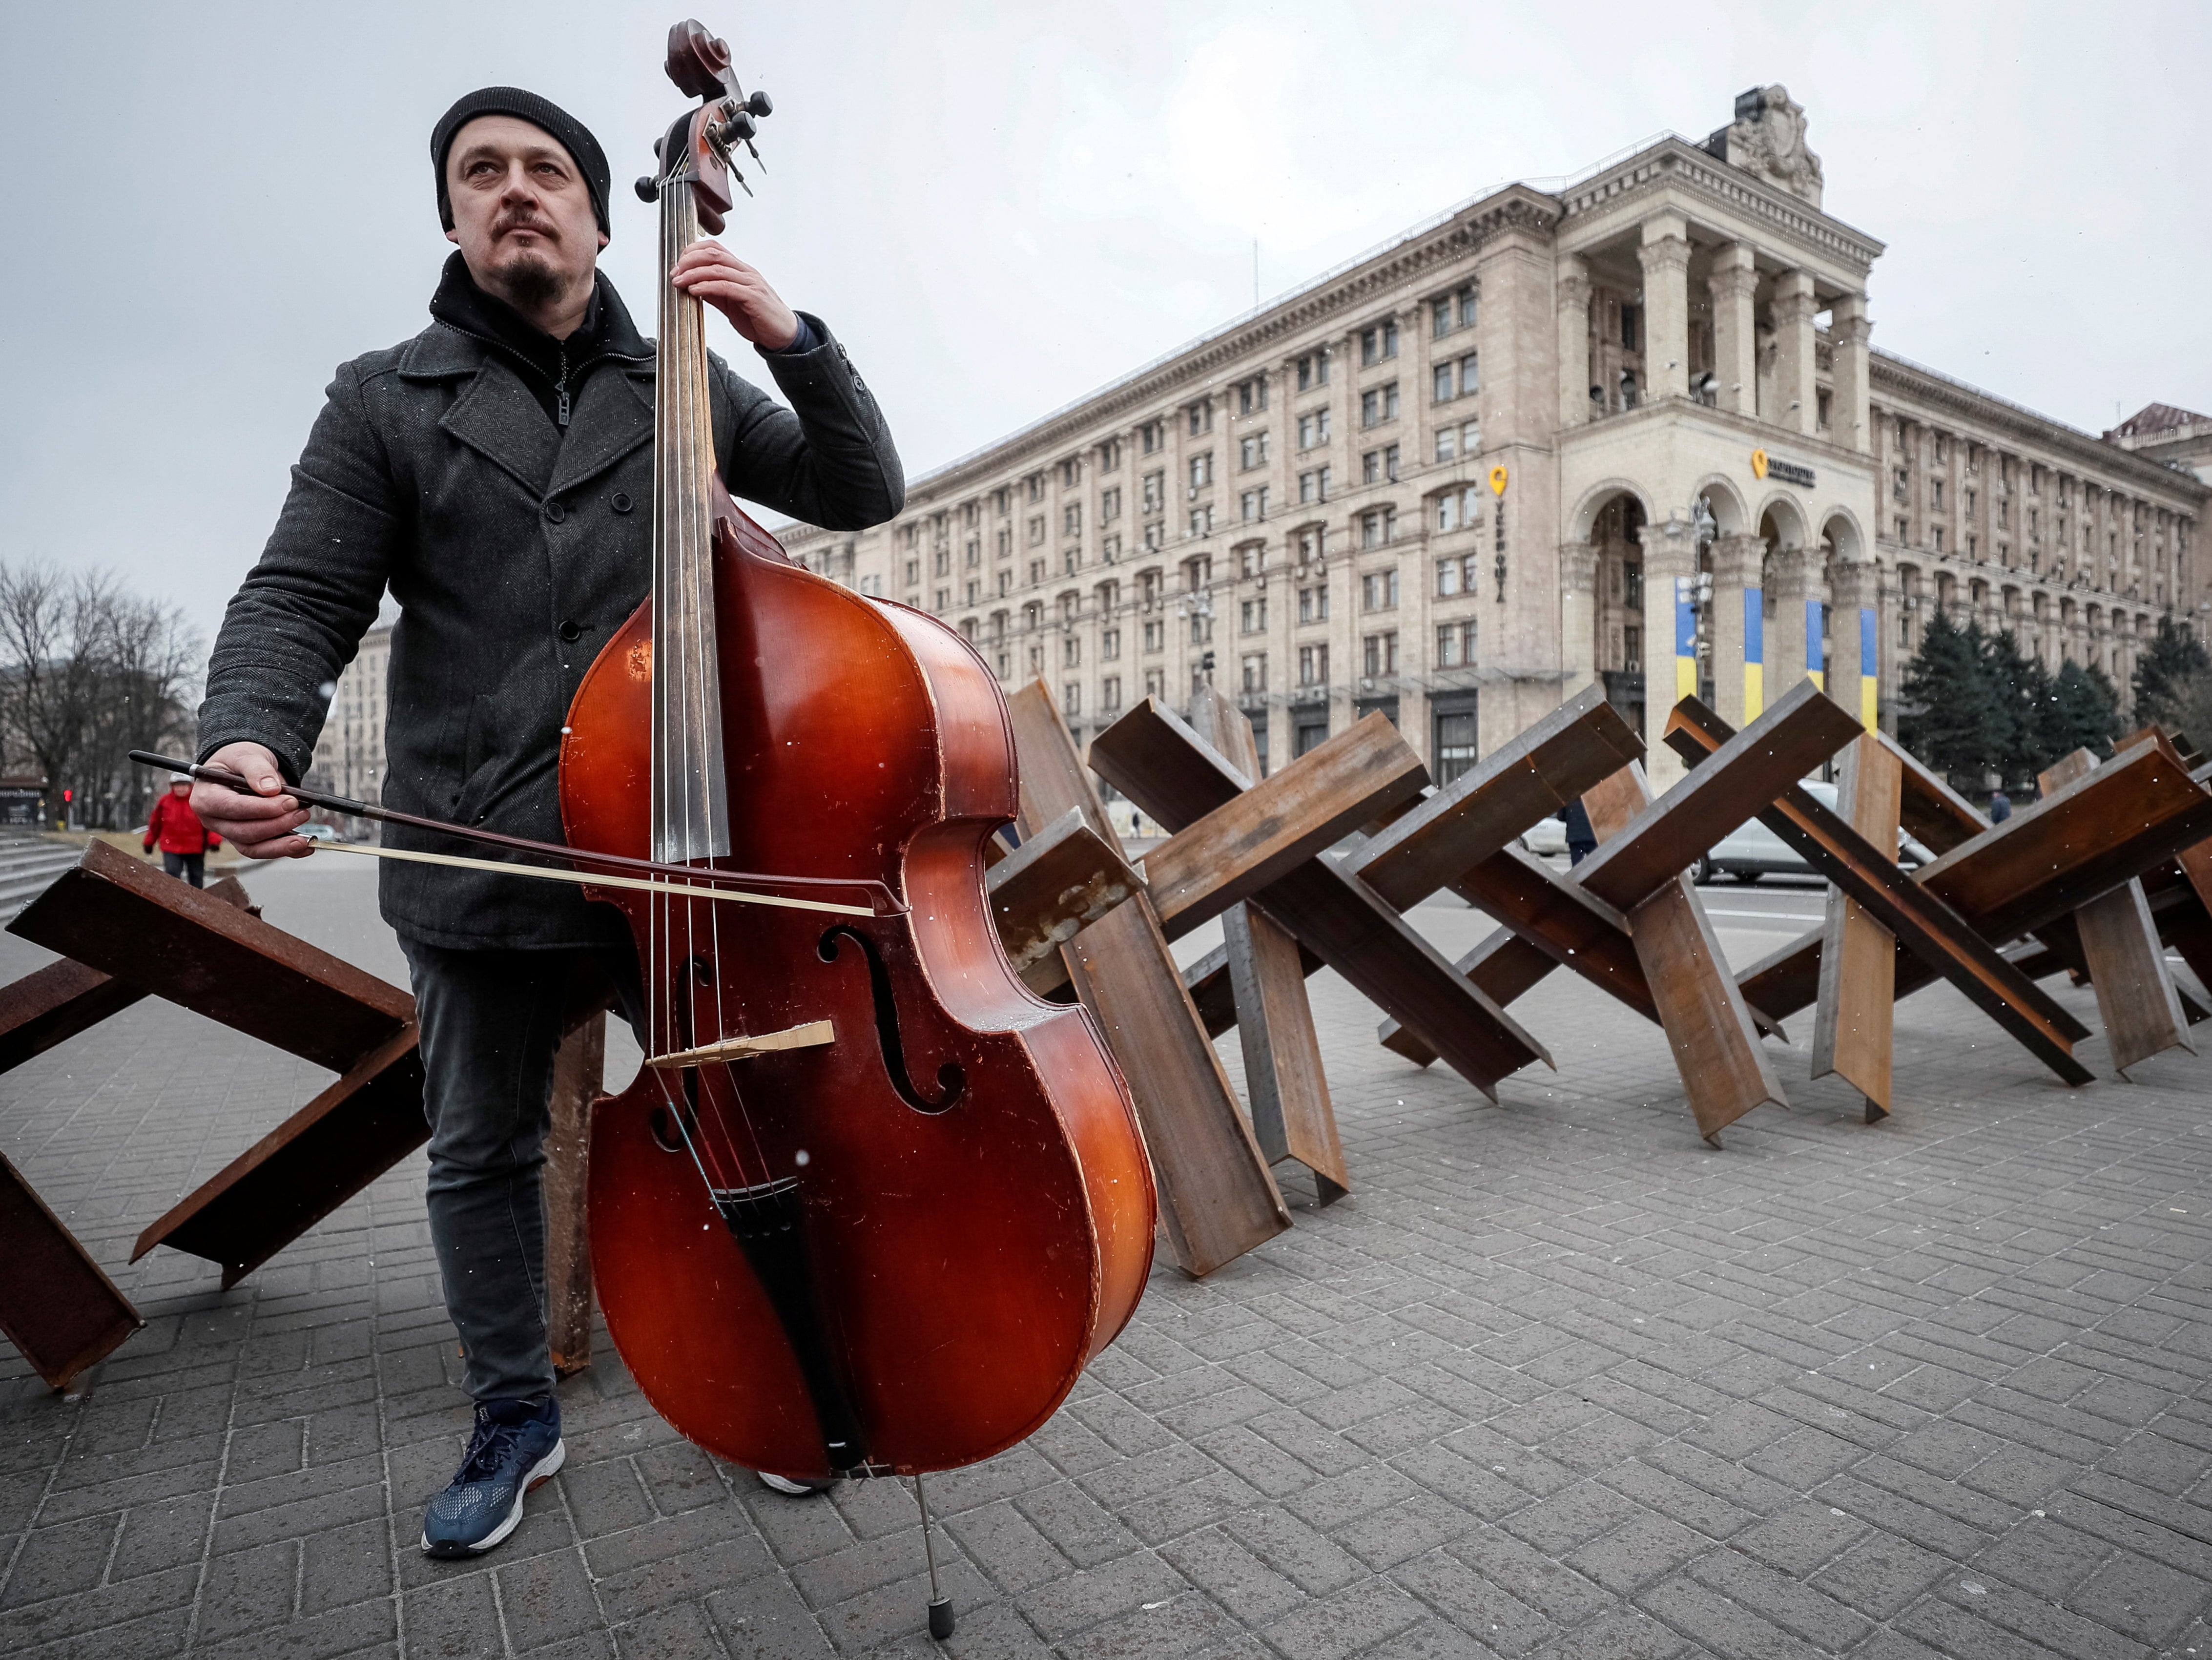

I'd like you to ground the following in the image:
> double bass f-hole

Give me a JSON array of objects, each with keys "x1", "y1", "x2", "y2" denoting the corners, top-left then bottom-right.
[{"x1": 817, "y1": 926, "x2": 964, "y2": 1113}]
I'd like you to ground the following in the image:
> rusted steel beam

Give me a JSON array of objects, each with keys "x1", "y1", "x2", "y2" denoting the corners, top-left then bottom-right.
[
  {"x1": 0, "y1": 1155, "x2": 141, "y2": 1390},
  {"x1": 1584, "y1": 762, "x2": 1787, "y2": 1145},
  {"x1": 1576, "y1": 680, "x2": 1864, "y2": 914},
  {"x1": 2039, "y1": 747, "x2": 2194, "y2": 1078},
  {"x1": 1188, "y1": 687, "x2": 1349, "y2": 1205},
  {"x1": 987, "y1": 807, "x2": 1140, "y2": 993},
  {"x1": 132, "y1": 1026, "x2": 425, "y2": 1289},
  {"x1": 1355, "y1": 685, "x2": 1642, "y2": 912},
  {"x1": 1009, "y1": 681, "x2": 1287, "y2": 1279},
  {"x1": 10, "y1": 841, "x2": 410, "y2": 1072},
  {"x1": 0, "y1": 876, "x2": 252, "y2": 1076},
  {"x1": 1090, "y1": 700, "x2": 1550, "y2": 1100},
  {"x1": 1665, "y1": 700, "x2": 2092, "y2": 1086}
]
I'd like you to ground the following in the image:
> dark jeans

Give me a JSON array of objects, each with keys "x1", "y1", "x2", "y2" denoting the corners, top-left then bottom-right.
[
  {"x1": 161, "y1": 851, "x2": 205, "y2": 887},
  {"x1": 401, "y1": 938, "x2": 642, "y2": 1404}
]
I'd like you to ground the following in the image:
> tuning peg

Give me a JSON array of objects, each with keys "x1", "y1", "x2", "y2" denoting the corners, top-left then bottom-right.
[
  {"x1": 721, "y1": 108, "x2": 757, "y2": 144},
  {"x1": 634, "y1": 175, "x2": 659, "y2": 203},
  {"x1": 746, "y1": 89, "x2": 773, "y2": 118}
]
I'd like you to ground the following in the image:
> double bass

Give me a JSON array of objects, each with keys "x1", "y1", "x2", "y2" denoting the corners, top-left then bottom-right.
[{"x1": 558, "y1": 15, "x2": 1153, "y2": 1527}]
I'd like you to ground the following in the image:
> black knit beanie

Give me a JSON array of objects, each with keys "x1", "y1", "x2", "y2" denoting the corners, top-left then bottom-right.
[{"x1": 432, "y1": 87, "x2": 612, "y2": 239}]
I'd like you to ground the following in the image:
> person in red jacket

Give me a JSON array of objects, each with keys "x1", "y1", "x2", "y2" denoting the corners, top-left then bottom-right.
[{"x1": 144, "y1": 774, "x2": 221, "y2": 887}]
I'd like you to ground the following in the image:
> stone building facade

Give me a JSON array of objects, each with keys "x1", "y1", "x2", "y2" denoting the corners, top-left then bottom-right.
[
  {"x1": 306, "y1": 622, "x2": 391, "y2": 805},
  {"x1": 771, "y1": 87, "x2": 2198, "y2": 788}
]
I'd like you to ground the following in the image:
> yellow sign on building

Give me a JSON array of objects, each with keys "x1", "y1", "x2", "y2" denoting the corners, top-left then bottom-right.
[
  {"x1": 1750, "y1": 448, "x2": 1769, "y2": 479},
  {"x1": 1488, "y1": 465, "x2": 1509, "y2": 497}
]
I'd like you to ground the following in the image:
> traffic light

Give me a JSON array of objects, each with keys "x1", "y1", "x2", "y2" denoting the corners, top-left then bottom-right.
[
  {"x1": 61, "y1": 788, "x2": 71, "y2": 804},
  {"x1": 1200, "y1": 651, "x2": 1216, "y2": 672}
]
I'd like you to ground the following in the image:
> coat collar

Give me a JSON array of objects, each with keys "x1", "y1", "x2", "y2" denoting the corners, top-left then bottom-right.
[{"x1": 398, "y1": 265, "x2": 659, "y2": 499}]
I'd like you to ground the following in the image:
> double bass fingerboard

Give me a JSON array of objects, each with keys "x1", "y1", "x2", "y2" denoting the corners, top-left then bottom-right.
[{"x1": 651, "y1": 177, "x2": 734, "y2": 866}]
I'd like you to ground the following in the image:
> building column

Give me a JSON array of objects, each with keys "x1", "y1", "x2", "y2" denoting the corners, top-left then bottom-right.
[
  {"x1": 1637, "y1": 214, "x2": 1692, "y2": 403},
  {"x1": 1556, "y1": 255, "x2": 1592, "y2": 431},
  {"x1": 1830, "y1": 561, "x2": 1882, "y2": 730},
  {"x1": 1560, "y1": 540, "x2": 1599, "y2": 700},
  {"x1": 1768, "y1": 541, "x2": 1811, "y2": 693},
  {"x1": 1772, "y1": 269, "x2": 1819, "y2": 438},
  {"x1": 1637, "y1": 521, "x2": 1697, "y2": 789},
  {"x1": 1709, "y1": 533, "x2": 1767, "y2": 728},
  {"x1": 1831, "y1": 292, "x2": 1872, "y2": 454},
  {"x1": 1708, "y1": 243, "x2": 1759, "y2": 417}
]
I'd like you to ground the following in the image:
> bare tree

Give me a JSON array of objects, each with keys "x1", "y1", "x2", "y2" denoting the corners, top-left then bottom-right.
[{"x1": 0, "y1": 560, "x2": 204, "y2": 829}]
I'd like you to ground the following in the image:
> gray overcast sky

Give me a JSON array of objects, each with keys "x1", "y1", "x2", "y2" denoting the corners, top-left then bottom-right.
[{"x1": 3, "y1": 0, "x2": 2207, "y2": 643}]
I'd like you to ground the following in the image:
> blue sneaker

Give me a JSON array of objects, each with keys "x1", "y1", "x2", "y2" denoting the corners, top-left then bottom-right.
[{"x1": 420, "y1": 1397, "x2": 565, "y2": 1558}]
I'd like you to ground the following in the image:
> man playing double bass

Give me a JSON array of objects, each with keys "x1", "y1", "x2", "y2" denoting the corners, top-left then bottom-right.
[{"x1": 193, "y1": 87, "x2": 903, "y2": 1557}]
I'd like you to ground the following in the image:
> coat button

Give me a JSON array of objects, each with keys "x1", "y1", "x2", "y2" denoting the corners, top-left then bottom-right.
[
  {"x1": 543, "y1": 499, "x2": 566, "y2": 523},
  {"x1": 558, "y1": 620, "x2": 583, "y2": 642},
  {"x1": 611, "y1": 491, "x2": 633, "y2": 514}
]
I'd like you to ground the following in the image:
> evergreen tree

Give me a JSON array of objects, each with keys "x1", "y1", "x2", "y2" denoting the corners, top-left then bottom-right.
[
  {"x1": 2133, "y1": 616, "x2": 2211, "y2": 728},
  {"x1": 2040, "y1": 660, "x2": 2120, "y2": 764},
  {"x1": 1978, "y1": 624, "x2": 2047, "y2": 784},
  {"x1": 1899, "y1": 611, "x2": 2007, "y2": 782}
]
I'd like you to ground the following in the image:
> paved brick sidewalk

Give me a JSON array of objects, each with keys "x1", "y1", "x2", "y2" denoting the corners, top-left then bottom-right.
[{"x1": 3, "y1": 859, "x2": 2211, "y2": 1659}]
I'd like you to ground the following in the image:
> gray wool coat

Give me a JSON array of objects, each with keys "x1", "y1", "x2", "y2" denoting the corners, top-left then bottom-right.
[{"x1": 197, "y1": 282, "x2": 904, "y2": 950}]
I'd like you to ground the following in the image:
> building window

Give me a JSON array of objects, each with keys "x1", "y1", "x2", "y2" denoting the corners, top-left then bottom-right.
[
  {"x1": 1816, "y1": 388, "x2": 1832, "y2": 431},
  {"x1": 1360, "y1": 383, "x2": 1400, "y2": 427},
  {"x1": 965, "y1": 539, "x2": 981, "y2": 569},
  {"x1": 1102, "y1": 534, "x2": 1121, "y2": 563},
  {"x1": 1240, "y1": 487, "x2": 1268, "y2": 522},
  {"x1": 1436, "y1": 623, "x2": 1463, "y2": 666},
  {"x1": 1238, "y1": 375, "x2": 1268, "y2": 415},
  {"x1": 1064, "y1": 504, "x2": 1081, "y2": 537},
  {"x1": 1189, "y1": 453, "x2": 1213, "y2": 489},
  {"x1": 1142, "y1": 470, "x2": 1164, "y2": 514},
  {"x1": 933, "y1": 587, "x2": 949, "y2": 611},
  {"x1": 1298, "y1": 408, "x2": 1331, "y2": 449},
  {"x1": 1240, "y1": 597, "x2": 1267, "y2": 633},
  {"x1": 1933, "y1": 527, "x2": 1943, "y2": 552},
  {"x1": 1359, "y1": 319, "x2": 1399, "y2": 365},
  {"x1": 1063, "y1": 635, "x2": 1080, "y2": 667},
  {"x1": 1360, "y1": 509, "x2": 1396, "y2": 550},
  {"x1": 1299, "y1": 643, "x2": 1329, "y2": 684},
  {"x1": 1296, "y1": 347, "x2": 1330, "y2": 390},
  {"x1": 1063, "y1": 682, "x2": 1081, "y2": 715},
  {"x1": 1102, "y1": 626, "x2": 1121, "y2": 659},
  {"x1": 1436, "y1": 553, "x2": 1471, "y2": 596},
  {"x1": 1099, "y1": 437, "x2": 1122, "y2": 471},
  {"x1": 965, "y1": 579, "x2": 979, "y2": 605},
  {"x1": 1188, "y1": 504, "x2": 1214, "y2": 538},
  {"x1": 1240, "y1": 652, "x2": 1267, "y2": 693},
  {"x1": 1240, "y1": 433, "x2": 1270, "y2": 469},
  {"x1": 1620, "y1": 304, "x2": 1638, "y2": 351},
  {"x1": 1239, "y1": 544, "x2": 1266, "y2": 578},
  {"x1": 1362, "y1": 631, "x2": 1399, "y2": 677},
  {"x1": 904, "y1": 558, "x2": 919, "y2": 585},
  {"x1": 1140, "y1": 421, "x2": 1162, "y2": 454},
  {"x1": 1102, "y1": 675, "x2": 1122, "y2": 711},
  {"x1": 1100, "y1": 486, "x2": 1122, "y2": 522},
  {"x1": 1064, "y1": 548, "x2": 1081, "y2": 576},
  {"x1": 1143, "y1": 619, "x2": 1163, "y2": 652},
  {"x1": 1026, "y1": 515, "x2": 1045, "y2": 546},
  {"x1": 1457, "y1": 285, "x2": 1476, "y2": 329},
  {"x1": 1187, "y1": 399, "x2": 1213, "y2": 436},
  {"x1": 1435, "y1": 708, "x2": 1477, "y2": 784},
  {"x1": 1384, "y1": 444, "x2": 1400, "y2": 482},
  {"x1": 1460, "y1": 353, "x2": 1478, "y2": 395},
  {"x1": 1361, "y1": 569, "x2": 1399, "y2": 611},
  {"x1": 1190, "y1": 613, "x2": 1213, "y2": 645}
]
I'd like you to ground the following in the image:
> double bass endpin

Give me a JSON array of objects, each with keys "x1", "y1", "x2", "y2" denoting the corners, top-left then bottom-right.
[{"x1": 914, "y1": 1473, "x2": 954, "y2": 1640}]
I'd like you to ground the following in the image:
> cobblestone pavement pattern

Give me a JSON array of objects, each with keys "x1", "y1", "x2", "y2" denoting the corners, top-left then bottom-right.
[{"x1": 4, "y1": 858, "x2": 2211, "y2": 1660}]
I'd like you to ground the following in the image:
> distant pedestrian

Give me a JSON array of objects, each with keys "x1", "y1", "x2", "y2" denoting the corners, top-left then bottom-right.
[
  {"x1": 1989, "y1": 788, "x2": 2012, "y2": 824},
  {"x1": 1563, "y1": 797, "x2": 1597, "y2": 865},
  {"x1": 144, "y1": 774, "x2": 220, "y2": 887}
]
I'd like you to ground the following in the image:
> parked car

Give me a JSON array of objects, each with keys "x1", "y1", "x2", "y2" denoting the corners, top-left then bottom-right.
[
  {"x1": 1695, "y1": 780, "x2": 1932, "y2": 882},
  {"x1": 1519, "y1": 815, "x2": 1570, "y2": 857}
]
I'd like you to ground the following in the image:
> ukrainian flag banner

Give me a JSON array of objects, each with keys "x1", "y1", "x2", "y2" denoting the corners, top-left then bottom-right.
[
  {"x1": 1675, "y1": 577, "x2": 1697, "y2": 703},
  {"x1": 1859, "y1": 606, "x2": 1878, "y2": 732},
  {"x1": 1805, "y1": 600, "x2": 1824, "y2": 692},
  {"x1": 1744, "y1": 587, "x2": 1764, "y2": 720}
]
